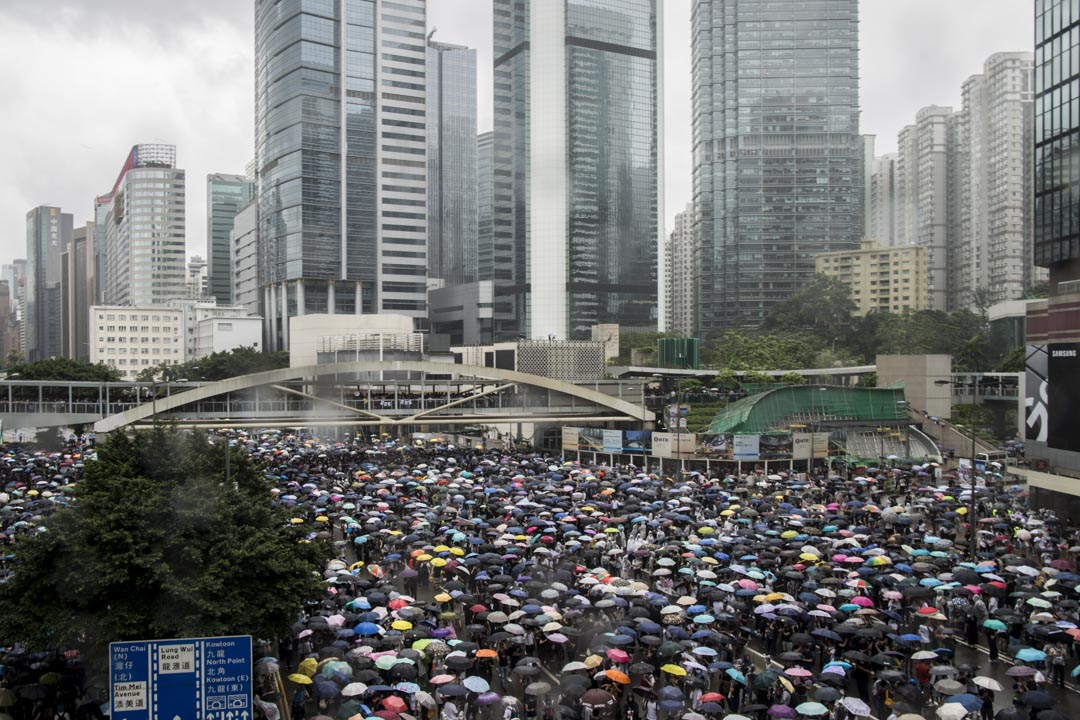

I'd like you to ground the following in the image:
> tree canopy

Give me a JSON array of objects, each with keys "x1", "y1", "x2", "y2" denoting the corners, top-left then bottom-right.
[
  {"x1": 137, "y1": 346, "x2": 289, "y2": 382},
  {"x1": 0, "y1": 430, "x2": 329, "y2": 655},
  {"x1": 6, "y1": 357, "x2": 121, "y2": 383}
]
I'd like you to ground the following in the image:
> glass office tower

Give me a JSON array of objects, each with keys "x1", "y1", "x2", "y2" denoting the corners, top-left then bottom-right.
[
  {"x1": 255, "y1": 0, "x2": 428, "y2": 349},
  {"x1": 491, "y1": 0, "x2": 658, "y2": 340},
  {"x1": 207, "y1": 173, "x2": 254, "y2": 305},
  {"x1": 692, "y1": 0, "x2": 863, "y2": 333}
]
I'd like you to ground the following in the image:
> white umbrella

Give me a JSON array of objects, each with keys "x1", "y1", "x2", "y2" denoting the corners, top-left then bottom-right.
[{"x1": 972, "y1": 677, "x2": 1003, "y2": 692}]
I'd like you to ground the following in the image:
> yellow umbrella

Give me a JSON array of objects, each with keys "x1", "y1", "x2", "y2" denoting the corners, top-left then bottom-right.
[
  {"x1": 778, "y1": 676, "x2": 794, "y2": 693},
  {"x1": 350, "y1": 561, "x2": 364, "y2": 570},
  {"x1": 289, "y1": 518, "x2": 304, "y2": 524},
  {"x1": 450, "y1": 547, "x2": 465, "y2": 556},
  {"x1": 430, "y1": 558, "x2": 448, "y2": 567},
  {"x1": 417, "y1": 554, "x2": 433, "y2": 562},
  {"x1": 720, "y1": 510, "x2": 735, "y2": 516},
  {"x1": 799, "y1": 553, "x2": 819, "y2": 561},
  {"x1": 701, "y1": 557, "x2": 719, "y2": 565},
  {"x1": 764, "y1": 593, "x2": 786, "y2": 602},
  {"x1": 298, "y1": 658, "x2": 318, "y2": 677},
  {"x1": 433, "y1": 545, "x2": 451, "y2": 552},
  {"x1": 781, "y1": 530, "x2": 798, "y2": 539},
  {"x1": 583, "y1": 654, "x2": 604, "y2": 669},
  {"x1": 434, "y1": 593, "x2": 453, "y2": 603},
  {"x1": 661, "y1": 664, "x2": 687, "y2": 677},
  {"x1": 288, "y1": 673, "x2": 313, "y2": 685},
  {"x1": 698, "y1": 527, "x2": 715, "y2": 535},
  {"x1": 315, "y1": 515, "x2": 330, "y2": 523},
  {"x1": 391, "y1": 619, "x2": 413, "y2": 631}
]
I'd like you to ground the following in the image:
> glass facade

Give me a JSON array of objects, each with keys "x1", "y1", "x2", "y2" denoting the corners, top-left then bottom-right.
[
  {"x1": 692, "y1": 0, "x2": 863, "y2": 333},
  {"x1": 1034, "y1": 0, "x2": 1080, "y2": 267},
  {"x1": 24, "y1": 206, "x2": 70, "y2": 362},
  {"x1": 206, "y1": 174, "x2": 254, "y2": 305},
  {"x1": 427, "y1": 41, "x2": 478, "y2": 287},
  {"x1": 490, "y1": 0, "x2": 658, "y2": 340},
  {"x1": 255, "y1": 0, "x2": 427, "y2": 347},
  {"x1": 477, "y1": 131, "x2": 495, "y2": 283}
]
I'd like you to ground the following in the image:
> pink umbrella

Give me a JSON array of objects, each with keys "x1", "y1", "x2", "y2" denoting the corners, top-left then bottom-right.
[
  {"x1": 832, "y1": 554, "x2": 848, "y2": 562},
  {"x1": 851, "y1": 596, "x2": 874, "y2": 607},
  {"x1": 737, "y1": 579, "x2": 758, "y2": 590},
  {"x1": 606, "y1": 649, "x2": 630, "y2": 663},
  {"x1": 816, "y1": 604, "x2": 837, "y2": 613},
  {"x1": 785, "y1": 667, "x2": 813, "y2": 677},
  {"x1": 430, "y1": 674, "x2": 457, "y2": 684},
  {"x1": 882, "y1": 591, "x2": 903, "y2": 600},
  {"x1": 962, "y1": 585, "x2": 983, "y2": 594}
]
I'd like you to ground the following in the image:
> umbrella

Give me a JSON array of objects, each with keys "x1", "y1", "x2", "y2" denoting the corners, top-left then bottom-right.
[
  {"x1": 972, "y1": 677, "x2": 1003, "y2": 692},
  {"x1": 1020, "y1": 691, "x2": 1055, "y2": 709},
  {"x1": 840, "y1": 698, "x2": 872, "y2": 717},
  {"x1": 937, "y1": 705, "x2": 969, "y2": 720},
  {"x1": 580, "y1": 689, "x2": 617, "y2": 709},
  {"x1": 767, "y1": 705, "x2": 796, "y2": 718},
  {"x1": 526, "y1": 681, "x2": 553, "y2": 696},
  {"x1": 288, "y1": 673, "x2": 313, "y2": 685},
  {"x1": 944, "y1": 694, "x2": 983, "y2": 712},
  {"x1": 795, "y1": 702, "x2": 829, "y2": 716}
]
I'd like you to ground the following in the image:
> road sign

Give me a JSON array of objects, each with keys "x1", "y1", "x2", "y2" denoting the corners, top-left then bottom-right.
[{"x1": 110, "y1": 635, "x2": 252, "y2": 720}]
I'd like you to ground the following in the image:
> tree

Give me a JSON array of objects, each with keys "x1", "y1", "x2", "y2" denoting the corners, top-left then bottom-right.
[
  {"x1": 711, "y1": 370, "x2": 739, "y2": 391},
  {"x1": 139, "y1": 347, "x2": 290, "y2": 382},
  {"x1": 779, "y1": 372, "x2": 806, "y2": 385},
  {"x1": 7, "y1": 357, "x2": 121, "y2": 382},
  {"x1": 764, "y1": 274, "x2": 856, "y2": 349},
  {"x1": 4, "y1": 349, "x2": 24, "y2": 370},
  {"x1": 0, "y1": 430, "x2": 329, "y2": 658},
  {"x1": 995, "y1": 347, "x2": 1026, "y2": 373},
  {"x1": 677, "y1": 378, "x2": 704, "y2": 393}
]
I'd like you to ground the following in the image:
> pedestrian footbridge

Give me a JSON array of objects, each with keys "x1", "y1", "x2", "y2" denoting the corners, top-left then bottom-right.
[{"x1": 0, "y1": 362, "x2": 654, "y2": 433}]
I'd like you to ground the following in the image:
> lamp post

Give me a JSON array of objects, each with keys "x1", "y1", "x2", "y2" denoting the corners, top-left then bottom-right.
[{"x1": 935, "y1": 378, "x2": 980, "y2": 560}]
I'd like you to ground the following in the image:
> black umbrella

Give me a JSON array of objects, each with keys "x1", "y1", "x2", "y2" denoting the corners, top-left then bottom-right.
[{"x1": 1020, "y1": 691, "x2": 1055, "y2": 709}]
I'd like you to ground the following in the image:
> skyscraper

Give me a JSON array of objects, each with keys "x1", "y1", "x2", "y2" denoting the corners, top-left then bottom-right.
[
  {"x1": 491, "y1": 0, "x2": 659, "y2": 340},
  {"x1": 692, "y1": 0, "x2": 863, "y2": 333},
  {"x1": 895, "y1": 106, "x2": 953, "y2": 310},
  {"x1": 255, "y1": 0, "x2": 429, "y2": 350},
  {"x1": 427, "y1": 40, "x2": 478, "y2": 287},
  {"x1": 869, "y1": 153, "x2": 897, "y2": 247},
  {"x1": 477, "y1": 131, "x2": 495, "y2": 284},
  {"x1": 207, "y1": 173, "x2": 254, "y2": 305},
  {"x1": 61, "y1": 222, "x2": 95, "y2": 361},
  {"x1": 952, "y1": 52, "x2": 1041, "y2": 309},
  {"x1": 664, "y1": 204, "x2": 697, "y2": 337},
  {"x1": 100, "y1": 144, "x2": 186, "y2": 306},
  {"x1": 25, "y1": 206, "x2": 71, "y2": 361}
]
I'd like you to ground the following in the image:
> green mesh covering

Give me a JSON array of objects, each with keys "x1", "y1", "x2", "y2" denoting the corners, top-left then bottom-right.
[{"x1": 707, "y1": 385, "x2": 907, "y2": 434}]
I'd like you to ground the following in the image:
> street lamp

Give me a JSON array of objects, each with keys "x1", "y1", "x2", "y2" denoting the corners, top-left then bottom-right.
[{"x1": 935, "y1": 378, "x2": 979, "y2": 560}]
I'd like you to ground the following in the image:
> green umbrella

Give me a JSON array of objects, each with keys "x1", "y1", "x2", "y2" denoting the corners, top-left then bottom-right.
[{"x1": 983, "y1": 619, "x2": 1007, "y2": 632}]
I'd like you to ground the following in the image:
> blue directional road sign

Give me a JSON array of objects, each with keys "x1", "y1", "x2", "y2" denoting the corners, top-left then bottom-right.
[{"x1": 109, "y1": 635, "x2": 252, "y2": 720}]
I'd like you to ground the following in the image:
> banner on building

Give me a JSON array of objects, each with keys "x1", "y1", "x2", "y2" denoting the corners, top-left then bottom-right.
[
  {"x1": 1025, "y1": 344, "x2": 1048, "y2": 443},
  {"x1": 793, "y1": 433, "x2": 812, "y2": 461},
  {"x1": 812, "y1": 432, "x2": 831, "y2": 459},
  {"x1": 652, "y1": 432, "x2": 696, "y2": 459},
  {"x1": 733, "y1": 434, "x2": 761, "y2": 461},
  {"x1": 603, "y1": 429, "x2": 623, "y2": 453},
  {"x1": 1048, "y1": 344, "x2": 1080, "y2": 451},
  {"x1": 561, "y1": 427, "x2": 579, "y2": 451},
  {"x1": 622, "y1": 430, "x2": 651, "y2": 454},
  {"x1": 577, "y1": 428, "x2": 604, "y2": 452}
]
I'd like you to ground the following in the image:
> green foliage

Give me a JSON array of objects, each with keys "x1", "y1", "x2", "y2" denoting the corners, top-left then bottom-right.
[
  {"x1": 138, "y1": 346, "x2": 289, "y2": 382},
  {"x1": 4, "y1": 350, "x2": 24, "y2": 369},
  {"x1": 711, "y1": 370, "x2": 739, "y2": 391},
  {"x1": 610, "y1": 332, "x2": 674, "y2": 365},
  {"x1": 779, "y1": 372, "x2": 806, "y2": 385},
  {"x1": 856, "y1": 372, "x2": 878, "y2": 388},
  {"x1": 702, "y1": 331, "x2": 820, "y2": 371},
  {"x1": 7, "y1": 357, "x2": 121, "y2": 382},
  {"x1": 677, "y1": 378, "x2": 704, "y2": 393},
  {"x1": 995, "y1": 347, "x2": 1026, "y2": 373},
  {"x1": 742, "y1": 370, "x2": 775, "y2": 386},
  {"x1": 0, "y1": 430, "x2": 329, "y2": 653},
  {"x1": 764, "y1": 274, "x2": 856, "y2": 349}
]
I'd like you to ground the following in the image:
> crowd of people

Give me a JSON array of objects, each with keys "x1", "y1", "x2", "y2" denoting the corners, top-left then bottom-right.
[{"x1": 1, "y1": 432, "x2": 1079, "y2": 720}]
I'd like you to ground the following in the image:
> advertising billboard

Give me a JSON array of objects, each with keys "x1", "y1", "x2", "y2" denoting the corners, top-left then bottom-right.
[
  {"x1": 652, "y1": 433, "x2": 696, "y2": 458},
  {"x1": 561, "y1": 426, "x2": 579, "y2": 451},
  {"x1": 733, "y1": 434, "x2": 760, "y2": 461},
  {"x1": 602, "y1": 429, "x2": 623, "y2": 453},
  {"x1": 1025, "y1": 345, "x2": 1048, "y2": 443},
  {"x1": 577, "y1": 428, "x2": 605, "y2": 452},
  {"x1": 1048, "y1": 343, "x2": 1080, "y2": 451},
  {"x1": 622, "y1": 430, "x2": 651, "y2": 454},
  {"x1": 812, "y1": 432, "x2": 831, "y2": 459},
  {"x1": 793, "y1": 433, "x2": 813, "y2": 461}
]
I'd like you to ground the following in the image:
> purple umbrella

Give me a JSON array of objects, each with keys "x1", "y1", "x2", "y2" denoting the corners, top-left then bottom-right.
[
  {"x1": 477, "y1": 692, "x2": 502, "y2": 706},
  {"x1": 768, "y1": 705, "x2": 796, "y2": 718}
]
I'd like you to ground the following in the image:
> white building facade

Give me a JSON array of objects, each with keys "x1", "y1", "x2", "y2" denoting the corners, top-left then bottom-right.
[
  {"x1": 89, "y1": 305, "x2": 184, "y2": 379},
  {"x1": 663, "y1": 204, "x2": 696, "y2": 337}
]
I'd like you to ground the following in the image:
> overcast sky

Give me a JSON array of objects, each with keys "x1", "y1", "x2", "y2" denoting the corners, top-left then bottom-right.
[{"x1": 0, "y1": 0, "x2": 1032, "y2": 269}]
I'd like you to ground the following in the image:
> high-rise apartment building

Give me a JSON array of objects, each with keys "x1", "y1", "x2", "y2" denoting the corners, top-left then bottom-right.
[
  {"x1": 952, "y1": 53, "x2": 1041, "y2": 309},
  {"x1": 692, "y1": 0, "x2": 863, "y2": 333},
  {"x1": 255, "y1": 0, "x2": 429, "y2": 350},
  {"x1": 25, "y1": 206, "x2": 71, "y2": 361},
  {"x1": 870, "y1": 154, "x2": 898, "y2": 247},
  {"x1": 894, "y1": 106, "x2": 953, "y2": 310},
  {"x1": 477, "y1": 132, "x2": 494, "y2": 286},
  {"x1": 207, "y1": 173, "x2": 254, "y2": 306},
  {"x1": 427, "y1": 40, "x2": 478, "y2": 287},
  {"x1": 490, "y1": 0, "x2": 659, "y2": 340},
  {"x1": 61, "y1": 222, "x2": 96, "y2": 361},
  {"x1": 664, "y1": 204, "x2": 696, "y2": 337},
  {"x1": 100, "y1": 144, "x2": 186, "y2": 306}
]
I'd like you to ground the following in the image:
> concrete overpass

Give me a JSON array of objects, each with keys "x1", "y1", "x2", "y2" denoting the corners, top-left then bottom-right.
[{"x1": 0, "y1": 362, "x2": 654, "y2": 432}]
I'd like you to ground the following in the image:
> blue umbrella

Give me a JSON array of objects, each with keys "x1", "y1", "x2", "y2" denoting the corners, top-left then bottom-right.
[
  {"x1": 1015, "y1": 648, "x2": 1047, "y2": 663},
  {"x1": 726, "y1": 668, "x2": 746, "y2": 684},
  {"x1": 355, "y1": 622, "x2": 381, "y2": 636},
  {"x1": 944, "y1": 694, "x2": 983, "y2": 711}
]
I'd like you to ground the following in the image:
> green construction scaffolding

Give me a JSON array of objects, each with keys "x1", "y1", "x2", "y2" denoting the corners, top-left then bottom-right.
[{"x1": 707, "y1": 385, "x2": 907, "y2": 435}]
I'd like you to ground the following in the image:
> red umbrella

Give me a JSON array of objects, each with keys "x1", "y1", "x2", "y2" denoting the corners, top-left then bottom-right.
[
  {"x1": 700, "y1": 692, "x2": 726, "y2": 703},
  {"x1": 606, "y1": 648, "x2": 630, "y2": 663},
  {"x1": 383, "y1": 697, "x2": 408, "y2": 714}
]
